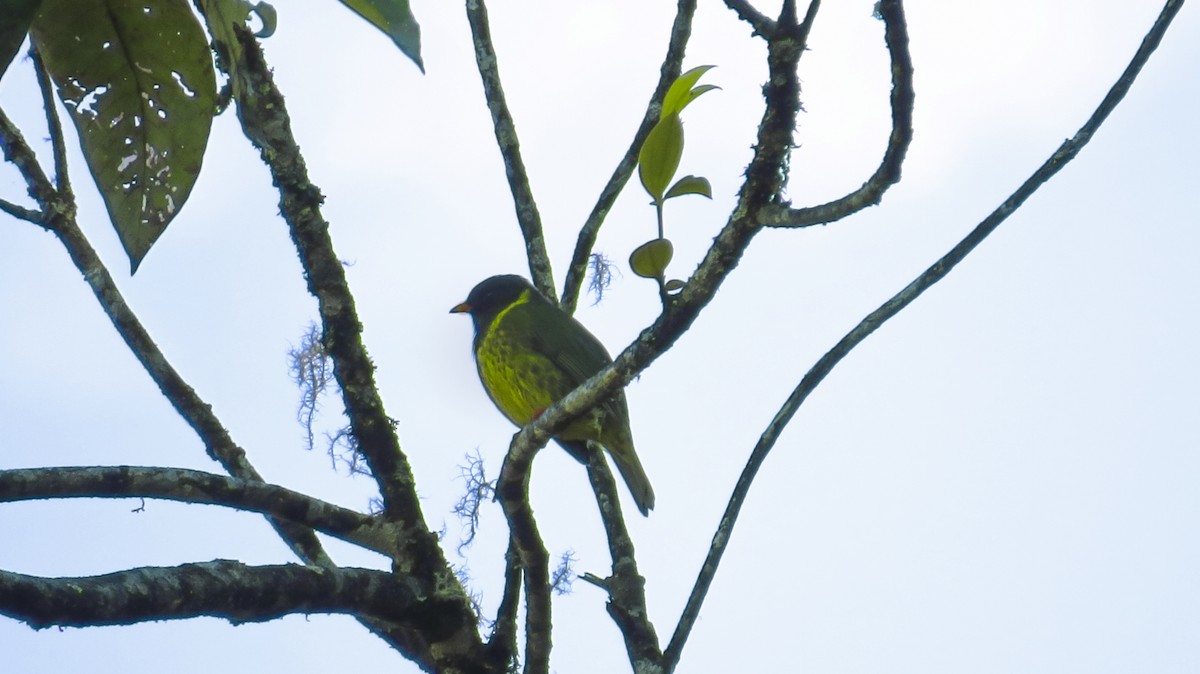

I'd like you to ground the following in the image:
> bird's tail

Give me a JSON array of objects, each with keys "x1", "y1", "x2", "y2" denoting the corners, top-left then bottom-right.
[
  {"x1": 560, "y1": 439, "x2": 655, "y2": 516},
  {"x1": 609, "y1": 445, "x2": 655, "y2": 517}
]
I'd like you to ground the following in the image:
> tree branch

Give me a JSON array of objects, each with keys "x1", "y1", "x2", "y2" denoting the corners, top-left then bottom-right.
[
  {"x1": 484, "y1": 537, "x2": 522, "y2": 668},
  {"x1": 663, "y1": 0, "x2": 1184, "y2": 669},
  {"x1": 227, "y1": 27, "x2": 420, "y2": 526},
  {"x1": 465, "y1": 0, "x2": 556, "y2": 300},
  {"x1": 760, "y1": 0, "x2": 912, "y2": 228},
  {"x1": 0, "y1": 196, "x2": 42, "y2": 223},
  {"x1": 0, "y1": 466, "x2": 401, "y2": 557},
  {"x1": 30, "y1": 45, "x2": 72, "y2": 198},
  {"x1": 225, "y1": 26, "x2": 489, "y2": 669},
  {"x1": 723, "y1": 0, "x2": 776, "y2": 38},
  {"x1": 0, "y1": 107, "x2": 58, "y2": 214},
  {"x1": 495, "y1": 437, "x2": 552, "y2": 674},
  {"x1": 583, "y1": 450, "x2": 661, "y2": 671},
  {"x1": 559, "y1": 0, "x2": 699, "y2": 313},
  {"x1": 0, "y1": 561, "x2": 433, "y2": 630}
]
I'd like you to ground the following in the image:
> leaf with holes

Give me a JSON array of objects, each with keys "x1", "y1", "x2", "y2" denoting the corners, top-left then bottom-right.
[{"x1": 31, "y1": 0, "x2": 216, "y2": 272}]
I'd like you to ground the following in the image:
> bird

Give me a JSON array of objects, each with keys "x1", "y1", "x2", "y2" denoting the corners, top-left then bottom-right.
[{"x1": 450, "y1": 274, "x2": 655, "y2": 516}]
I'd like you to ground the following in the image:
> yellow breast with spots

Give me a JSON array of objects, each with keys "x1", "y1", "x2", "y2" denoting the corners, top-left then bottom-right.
[{"x1": 475, "y1": 292, "x2": 562, "y2": 426}]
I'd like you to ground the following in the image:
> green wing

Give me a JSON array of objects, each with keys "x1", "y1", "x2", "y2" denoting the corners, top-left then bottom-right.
[{"x1": 519, "y1": 298, "x2": 631, "y2": 428}]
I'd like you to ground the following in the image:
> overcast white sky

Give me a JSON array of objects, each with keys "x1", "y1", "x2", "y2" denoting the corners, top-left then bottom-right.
[{"x1": 2, "y1": 1, "x2": 1198, "y2": 672}]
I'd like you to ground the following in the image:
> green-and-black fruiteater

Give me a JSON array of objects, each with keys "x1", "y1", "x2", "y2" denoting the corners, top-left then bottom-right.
[{"x1": 450, "y1": 274, "x2": 655, "y2": 516}]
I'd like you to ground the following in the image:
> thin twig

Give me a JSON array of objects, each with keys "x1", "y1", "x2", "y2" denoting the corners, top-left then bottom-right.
[
  {"x1": 662, "y1": 0, "x2": 1183, "y2": 669},
  {"x1": 465, "y1": 0, "x2": 555, "y2": 300},
  {"x1": 0, "y1": 107, "x2": 57, "y2": 208},
  {"x1": 30, "y1": 46, "x2": 72, "y2": 198},
  {"x1": 0, "y1": 197, "x2": 42, "y2": 223}
]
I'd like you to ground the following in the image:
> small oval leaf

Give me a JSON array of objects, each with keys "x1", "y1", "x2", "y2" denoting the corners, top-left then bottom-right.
[
  {"x1": 638, "y1": 113, "x2": 684, "y2": 203},
  {"x1": 664, "y1": 279, "x2": 685, "y2": 293},
  {"x1": 662, "y1": 64, "x2": 715, "y2": 119},
  {"x1": 630, "y1": 238, "x2": 674, "y2": 279},
  {"x1": 664, "y1": 175, "x2": 712, "y2": 200}
]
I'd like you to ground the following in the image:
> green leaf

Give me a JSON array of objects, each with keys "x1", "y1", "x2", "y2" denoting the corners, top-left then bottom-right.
[
  {"x1": 629, "y1": 238, "x2": 674, "y2": 279},
  {"x1": 0, "y1": 0, "x2": 42, "y2": 82},
  {"x1": 661, "y1": 64, "x2": 715, "y2": 119},
  {"x1": 194, "y1": 0, "x2": 254, "y2": 103},
  {"x1": 31, "y1": 0, "x2": 216, "y2": 272},
  {"x1": 676, "y1": 83, "x2": 719, "y2": 114},
  {"x1": 664, "y1": 175, "x2": 712, "y2": 201},
  {"x1": 338, "y1": 0, "x2": 423, "y2": 73},
  {"x1": 638, "y1": 113, "x2": 684, "y2": 203},
  {"x1": 664, "y1": 279, "x2": 685, "y2": 293}
]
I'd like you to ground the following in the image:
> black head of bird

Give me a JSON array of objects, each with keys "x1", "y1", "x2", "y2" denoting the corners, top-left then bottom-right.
[{"x1": 451, "y1": 274, "x2": 655, "y2": 516}]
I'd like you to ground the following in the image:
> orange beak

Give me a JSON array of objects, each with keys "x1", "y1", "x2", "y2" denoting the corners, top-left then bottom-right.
[{"x1": 449, "y1": 301, "x2": 471, "y2": 314}]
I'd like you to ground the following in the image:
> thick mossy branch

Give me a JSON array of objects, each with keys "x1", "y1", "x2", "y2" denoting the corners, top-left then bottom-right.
[
  {"x1": 228, "y1": 26, "x2": 417, "y2": 526},
  {"x1": 0, "y1": 562, "x2": 438, "y2": 630}
]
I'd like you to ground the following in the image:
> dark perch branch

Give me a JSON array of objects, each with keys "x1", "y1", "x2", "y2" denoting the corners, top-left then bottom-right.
[
  {"x1": 0, "y1": 107, "x2": 332, "y2": 570},
  {"x1": 760, "y1": 0, "x2": 913, "y2": 228},
  {"x1": 663, "y1": 0, "x2": 1183, "y2": 670},
  {"x1": 0, "y1": 562, "x2": 441, "y2": 629},
  {"x1": 0, "y1": 466, "x2": 400, "y2": 556},
  {"x1": 584, "y1": 451, "x2": 661, "y2": 669},
  {"x1": 465, "y1": 0, "x2": 556, "y2": 300},
  {"x1": 495, "y1": 436, "x2": 553, "y2": 674},
  {"x1": 485, "y1": 537, "x2": 522, "y2": 667},
  {"x1": 559, "y1": 0, "x2": 699, "y2": 313}
]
